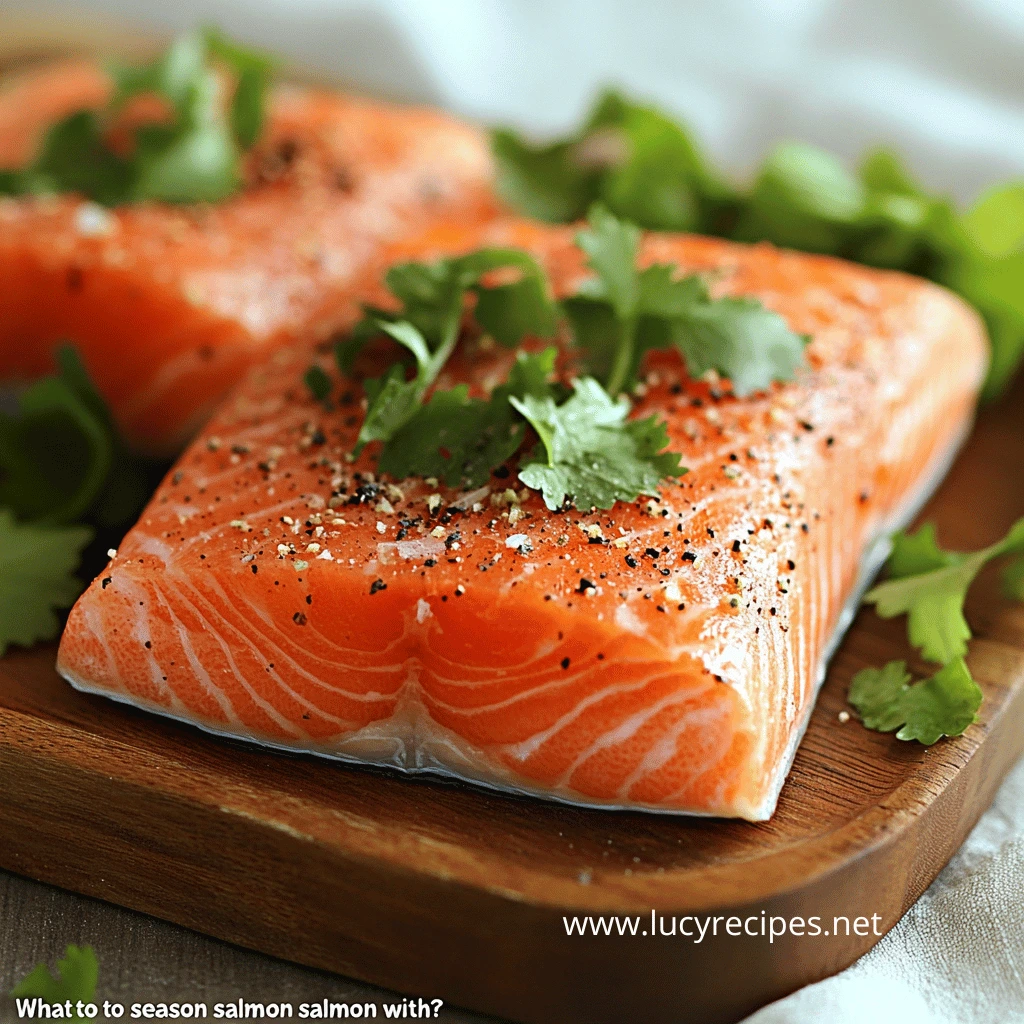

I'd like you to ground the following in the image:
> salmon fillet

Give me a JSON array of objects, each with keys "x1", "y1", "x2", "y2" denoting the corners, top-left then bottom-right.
[
  {"x1": 0, "y1": 60, "x2": 497, "y2": 453},
  {"x1": 57, "y1": 219, "x2": 987, "y2": 819}
]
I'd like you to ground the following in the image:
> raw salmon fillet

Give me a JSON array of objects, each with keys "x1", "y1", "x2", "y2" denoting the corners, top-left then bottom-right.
[
  {"x1": 0, "y1": 60, "x2": 496, "y2": 453},
  {"x1": 57, "y1": 219, "x2": 987, "y2": 819}
]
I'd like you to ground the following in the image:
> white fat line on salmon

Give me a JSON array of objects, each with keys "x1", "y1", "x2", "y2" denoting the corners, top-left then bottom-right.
[
  {"x1": 422, "y1": 664, "x2": 644, "y2": 724},
  {"x1": 199, "y1": 569, "x2": 409, "y2": 678},
  {"x1": 423, "y1": 633, "x2": 709, "y2": 690},
  {"x1": 618, "y1": 702, "x2": 734, "y2": 799},
  {"x1": 149, "y1": 580, "x2": 259, "y2": 731},
  {"x1": 499, "y1": 670, "x2": 708, "y2": 764},
  {"x1": 174, "y1": 574, "x2": 396, "y2": 715},
  {"x1": 79, "y1": 599, "x2": 186, "y2": 712},
  {"x1": 119, "y1": 572, "x2": 211, "y2": 716},
  {"x1": 154, "y1": 576, "x2": 346, "y2": 734},
  {"x1": 553, "y1": 684, "x2": 723, "y2": 790},
  {"x1": 421, "y1": 640, "x2": 683, "y2": 699}
]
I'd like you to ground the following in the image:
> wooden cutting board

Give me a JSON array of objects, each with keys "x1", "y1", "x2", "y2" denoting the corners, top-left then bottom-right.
[
  {"x1": 3, "y1": 375, "x2": 1024, "y2": 1024},
  {"x1": 3, "y1": 22, "x2": 1024, "y2": 1024}
]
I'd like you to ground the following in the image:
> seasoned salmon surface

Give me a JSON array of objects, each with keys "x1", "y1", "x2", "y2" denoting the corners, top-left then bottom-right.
[
  {"x1": 57, "y1": 220, "x2": 987, "y2": 819},
  {"x1": 0, "y1": 61, "x2": 496, "y2": 453}
]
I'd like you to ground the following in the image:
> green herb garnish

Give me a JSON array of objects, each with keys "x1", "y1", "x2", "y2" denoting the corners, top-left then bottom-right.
[
  {"x1": 512, "y1": 377, "x2": 684, "y2": 510},
  {"x1": 848, "y1": 658, "x2": 982, "y2": 745},
  {"x1": 311, "y1": 208, "x2": 807, "y2": 503},
  {"x1": 0, "y1": 347, "x2": 153, "y2": 529},
  {"x1": 0, "y1": 27, "x2": 272, "y2": 206},
  {"x1": 492, "y1": 89, "x2": 735, "y2": 232},
  {"x1": 0, "y1": 347, "x2": 165, "y2": 654},
  {"x1": 343, "y1": 248, "x2": 557, "y2": 456},
  {"x1": 0, "y1": 511, "x2": 93, "y2": 657},
  {"x1": 865, "y1": 519, "x2": 1024, "y2": 664},
  {"x1": 494, "y1": 96, "x2": 1024, "y2": 398},
  {"x1": 377, "y1": 348, "x2": 557, "y2": 488},
  {"x1": 10, "y1": 945, "x2": 98, "y2": 1020},
  {"x1": 308, "y1": 230, "x2": 689, "y2": 502},
  {"x1": 849, "y1": 519, "x2": 1024, "y2": 744},
  {"x1": 566, "y1": 204, "x2": 807, "y2": 395}
]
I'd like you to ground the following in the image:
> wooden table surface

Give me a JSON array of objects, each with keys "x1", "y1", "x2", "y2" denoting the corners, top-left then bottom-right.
[{"x1": 0, "y1": 870, "x2": 489, "y2": 1024}]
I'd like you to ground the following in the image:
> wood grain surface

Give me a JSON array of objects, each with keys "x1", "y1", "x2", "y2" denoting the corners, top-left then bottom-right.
[
  {"x1": 0, "y1": 872, "x2": 489, "y2": 1024},
  {"x1": 2, "y1": 374, "x2": 1024, "y2": 1024}
]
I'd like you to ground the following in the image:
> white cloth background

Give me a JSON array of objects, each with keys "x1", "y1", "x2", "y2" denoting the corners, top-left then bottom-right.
[{"x1": 3, "y1": 1, "x2": 1023, "y2": 1021}]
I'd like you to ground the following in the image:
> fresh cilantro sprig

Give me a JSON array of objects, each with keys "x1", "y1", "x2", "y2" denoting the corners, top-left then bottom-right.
[
  {"x1": 494, "y1": 95, "x2": 1024, "y2": 399},
  {"x1": 492, "y1": 89, "x2": 736, "y2": 232},
  {"x1": 567, "y1": 205, "x2": 807, "y2": 396},
  {"x1": 849, "y1": 520, "x2": 1024, "y2": 744},
  {"x1": 513, "y1": 378, "x2": 684, "y2": 510},
  {"x1": 0, "y1": 348, "x2": 166, "y2": 654},
  {"x1": 10, "y1": 945, "x2": 98, "y2": 1020},
  {"x1": 377, "y1": 348, "x2": 557, "y2": 488},
  {"x1": 339, "y1": 248, "x2": 557, "y2": 457},
  {"x1": 848, "y1": 659, "x2": 982, "y2": 745},
  {"x1": 0, "y1": 347, "x2": 155, "y2": 529},
  {"x1": 0, "y1": 511, "x2": 93, "y2": 657},
  {"x1": 865, "y1": 520, "x2": 1024, "y2": 664},
  {"x1": 311, "y1": 211, "x2": 804, "y2": 502},
  {"x1": 0, "y1": 27, "x2": 272, "y2": 206}
]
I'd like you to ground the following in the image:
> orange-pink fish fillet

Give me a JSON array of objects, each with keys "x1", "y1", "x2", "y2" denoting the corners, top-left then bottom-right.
[
  {"x1": 0, "y1": 60, "x2": 496, "y2": 454},
  {"x1": 57, "y1": 219, "x2": 987, "y2": 819}
]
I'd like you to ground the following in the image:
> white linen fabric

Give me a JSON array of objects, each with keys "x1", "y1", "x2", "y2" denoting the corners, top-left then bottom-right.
[{"x1": 3, "y1": 1, "x2": 1022, "y2": 1020}]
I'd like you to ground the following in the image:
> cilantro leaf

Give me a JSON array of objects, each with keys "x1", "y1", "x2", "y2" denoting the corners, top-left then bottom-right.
[
  {"x1": 943, "y1": 250, "x2": 1024, "y2": 402},
  {"x1": 0, "y1": 28, "x2": 270, "y2": 207},
  {"x1": 203, "y1": 25, "x2": 274, "y2": 148},
  {"x1": 960, "y1": 181, "x2": 1024, "y2": 259},
  {"x1": 849, "y1": 659, "x2": 982, "y2": 745},
  {"x1": 735, "y1": 142, "x2": 866, "y2": 254},
  {"x1": 494, "y1": 90, "x2": 1024, "y2": 399},
  {"x1": 9, "y1": 111, "x2": 134, "y2": 206},
  {"x1": 304, "y1": 364, "x2": 332, "y2": 403},
  {"x1": 0, "y1": 347, "x2": 155, "y2": 530},
  {"x1": 568, "y1": 205, "x2": 806, "y2": 396},
  {"x1": 868, "y1": 549, "x2": 983, "y2": 665},
  {"x1": 473, "y1": 265, "x2": 558, "y2": 346},
  {"x1": 55, "y1": 348, "x2": 156, "y2": 531},
  {"x1": 11, "y1": 944, "x2": 99, "y2": 1017},
  {"x1": 670, "y1": 295, "x2": 808, "y2": 397},
  {"x1": 491, "y1": 128, "x2": 594, "y2": 224},
  {"x1": 1001, "y1": 556, "x2": 1024, "y2": 601},
  {"x1": 512, "y1": 377, "x2": 684, "y2": 510},
  {"x1": 128, "y1": 63, "x2": 240, "y2": 205},
  {"x1": 0, "y1": 372, "x2": 112, "y2": 525},
  {"x1": 586, "y1": 91, "x2": 733, "y2": 233},
  {"x1": 346, "y1": 248, "x2": 557, "y2": 454},
  {"x1": 866, "y1": 519, "x2": 1024, "y2": 664},
  {"x1": 378, "y1": 349, "x2": 557, "y2": 487},
  {"x1": 492, "y1": 89, "x2": 733, "y2": 233},
  {"x1": 0, "y1": 511, "x2": 93, "y2": 656},
  {"x1": 885, "y1": 522, "x2": 959, "y2": 578},
  {"x1": 349, "y1": 248, "x2": 556, "y2": 363},
  {"x1": 574, "y1": 204, "x2": 643, "y2": 319},
  {"x1": 357, "y1": 321, "x2": 441, "y2": 448}
]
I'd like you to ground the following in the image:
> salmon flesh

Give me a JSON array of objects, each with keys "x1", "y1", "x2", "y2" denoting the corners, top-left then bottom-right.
[
  {"x1": 57, "y1": 220, "x2": 987, "y2": 819},
  {"x1": 0, "y1": 61, "x2": 496, "y2": 453}
]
